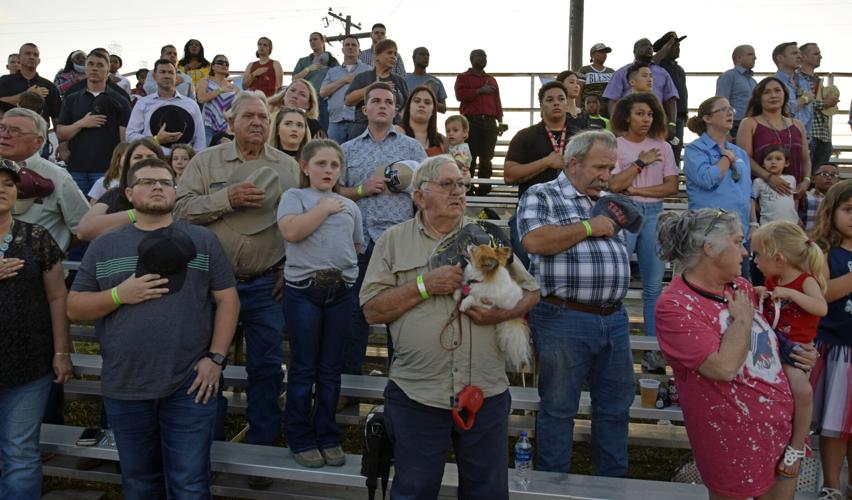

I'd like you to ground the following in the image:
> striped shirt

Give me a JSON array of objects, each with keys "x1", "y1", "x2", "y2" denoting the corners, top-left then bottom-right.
[{"x1": 517, "y1": 172, "x2": 629, "y2": 306}]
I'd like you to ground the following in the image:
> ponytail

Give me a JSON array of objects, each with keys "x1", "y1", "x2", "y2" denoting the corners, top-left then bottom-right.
[{"x1": 804, "y1": 240, "x2": 827, "y2": 293}]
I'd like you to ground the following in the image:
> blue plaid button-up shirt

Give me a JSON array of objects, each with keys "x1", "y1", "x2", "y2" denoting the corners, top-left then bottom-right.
[{"x1": 517, "y1": 172, "x2": 629, "y2": 307}]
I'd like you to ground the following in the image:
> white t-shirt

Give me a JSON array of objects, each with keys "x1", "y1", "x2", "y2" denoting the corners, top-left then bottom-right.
[
  {"x1": 752, "y1": 175, "x2": 799, "y2": 225},
  {"x1": 88, "y1": 177, "x2": 120, "y2": 201}
]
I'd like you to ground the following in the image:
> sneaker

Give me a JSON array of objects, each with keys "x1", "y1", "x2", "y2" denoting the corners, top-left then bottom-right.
[
  {"x1": 320, "y1": 445, "x2": 346, "y2": 467},
  {"x1": 247, "y1": 476, "x2": 273, "y2": 490},
  {"x1": 293, "y1": 448, "x2": 325, "y2": 468},
  {"x1": 641, "y1": 350, "x2": 667, "y2": 375}
]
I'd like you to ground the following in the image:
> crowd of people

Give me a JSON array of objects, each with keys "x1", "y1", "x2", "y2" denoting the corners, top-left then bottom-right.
[{"x1": 0, "y1": 25, "x2": 851, "y2": 500}]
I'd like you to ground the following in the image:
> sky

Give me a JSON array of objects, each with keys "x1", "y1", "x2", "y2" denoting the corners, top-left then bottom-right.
[{"x1": 2, "y1": 0, "x2": 852, "y2": 143}]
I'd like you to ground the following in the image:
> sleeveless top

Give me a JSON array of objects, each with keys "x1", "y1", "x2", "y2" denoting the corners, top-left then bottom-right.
[
  {"x1": 763, "y1": 273, "x2": 820, "y2": 343},
  {"x1": 202, "y1": 79, "x2": 236, "y2": 135},
  {"x1": 751, "y1": 121, "x2": 805, "y2": 183},
  {"x1": 817, "y1": 247, "x2": 852, "y2": 346},
  {"x1": 247, "y1": 60, "x2": 276, "y2": 97}
]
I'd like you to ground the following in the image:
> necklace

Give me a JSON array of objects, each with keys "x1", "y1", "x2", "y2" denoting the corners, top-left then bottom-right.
[
  {"x1": 682, "y1": 272, "x2": 737, "y2": 304},
  {"x1": 0, "y1": 220, "x2": 13, "y2": 259},
  {"x1": 763, "y1": 115, "x2": 793, "y2": 151}
]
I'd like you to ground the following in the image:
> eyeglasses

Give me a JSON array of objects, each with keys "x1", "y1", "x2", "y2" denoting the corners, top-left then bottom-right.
[
  {"x1": 704, "y1": 208, "x2": 729, "y2": 236},
  {"x1": 0, "y1": 123, "x2": 38, "y2": 138},
  {"x1": 815, "y1": 172, "x2": 839, "y2": 179},
  {"x1": 213, "y1": 60, "x2": 229, "y2": 67},
  {"x1": 427, "y1": 179, "x2": 471, "y2": 193},
  {"x1": 132, "y1": 178, "x2": 176, "y2": 188},
  {"x1": 710, "y1": 106, "x2": 736, "y2": 115}
]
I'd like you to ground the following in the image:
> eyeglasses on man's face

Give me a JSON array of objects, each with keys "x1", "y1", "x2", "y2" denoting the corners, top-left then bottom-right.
[
  {"x1": 427, "y1": 179, "x2": 471, "y2": 193},
  {"x1": 132, "y1": 178, "x2": 176, "y2": 188}
]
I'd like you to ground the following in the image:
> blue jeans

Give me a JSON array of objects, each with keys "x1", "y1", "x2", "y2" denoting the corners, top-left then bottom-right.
[
  {"x1": 283, "y1": 280, "x2": 352, "y2": 452},
  {"x1": 508, "y1": 214, "x2": 531, "y2": 270},
  {"x1": 0, "y1": 374, "x2": 51, "y2": 500},
  {"x1": 529, "y1": 302, "x2": 634, "y2": 476},
  {"x1": 69, "y1": 171, "x2": 103, "y2": 196},
  {"x1": 104, "y1": 373, "x2": 216, "y2": 500},
  {"x1": 625, "y1": 200, "x2": 664, "y2": 337},
  {"x1": 327, "y1": 120, "x2": 353, "y2": 144},
  {"x1": 384, "y1": 381, "x2": 510, "y2": 500},
  {"x1": 343, "y1": 242, "x2": 373, "y2": 375},
  {"x1": 237, "y1": 272, "x2": 285, "y2": 445}
]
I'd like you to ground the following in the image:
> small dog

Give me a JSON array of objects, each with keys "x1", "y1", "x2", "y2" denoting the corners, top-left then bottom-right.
[{"x1": 455, "y1": 244, "x2": 532, "y2": 371}]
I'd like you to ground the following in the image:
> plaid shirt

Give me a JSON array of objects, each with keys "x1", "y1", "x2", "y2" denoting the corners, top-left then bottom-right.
[
  {"x1": 517, "y1": 172, "x2": 629, "y2": 307},
  {"x1": 798, "y1": 71, "x2": 830, "y2": 142},
  {"x1": 799, "y1": 190, "x2": 823, "y2": 232}
]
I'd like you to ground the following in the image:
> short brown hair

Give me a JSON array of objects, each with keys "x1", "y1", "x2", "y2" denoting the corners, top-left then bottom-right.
[
  {"x1": 374, "y1": 39, "x2": 397, "y2": 55},
  {"x1": 364, "y1": 82, "x2": 395, "y2": 105}
]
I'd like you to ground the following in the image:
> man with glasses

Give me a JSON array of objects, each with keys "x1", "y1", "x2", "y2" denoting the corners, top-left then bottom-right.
[
  {"x1": 339, "y1": 82, "x2": 425, "y2": 377},
  {"x1": 518, "y1": 130, "x2": 634, "y2": 477},
  {"x1": 68, "y1": 157, "x2": 239, "y2": 499},
  {"x1": 800, "y1": 163, "x2": 840, "y2": 231},
  {"x1": 360, "y1": 156, "x2": 539, "y2": 499}
]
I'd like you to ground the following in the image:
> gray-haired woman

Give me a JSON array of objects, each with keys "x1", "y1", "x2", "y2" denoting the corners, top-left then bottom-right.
[{"x1": 654, "y1": 208, "x2": 816, "y2": 500}]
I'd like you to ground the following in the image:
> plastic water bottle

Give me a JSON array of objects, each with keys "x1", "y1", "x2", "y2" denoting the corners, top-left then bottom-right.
[{"x1": 514, "y1": 431, "x2": 532, "y2": 487}]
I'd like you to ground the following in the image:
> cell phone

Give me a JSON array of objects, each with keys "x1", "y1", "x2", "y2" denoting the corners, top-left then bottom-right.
[{"x1": 76, "y1": 427, "x2": 103, "y2": 447}]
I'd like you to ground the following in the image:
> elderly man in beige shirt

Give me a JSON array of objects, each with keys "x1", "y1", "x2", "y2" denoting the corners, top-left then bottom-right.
[
  {"x1": 174, "y1": 91, "x2": 298, "y2": 487},
  {"x1": 361, "y1": 155, "x2": 539, "y2": 500}
]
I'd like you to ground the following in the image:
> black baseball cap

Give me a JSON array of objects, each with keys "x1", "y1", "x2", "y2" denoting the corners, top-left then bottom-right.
[
  {"x1": 135, "y1": 226, "x2": 197, "y2": 294},
  {"x1": 653, "y1": 32, "x2": 687, "y2": 52}
]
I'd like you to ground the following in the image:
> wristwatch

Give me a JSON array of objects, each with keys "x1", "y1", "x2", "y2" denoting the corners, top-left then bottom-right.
[
  {"x1": 207, "y1": 352, "x2": 227, "y2": 368},
  {"x1": 634, "y1": 159, "x2": 647, "y2": 170}
]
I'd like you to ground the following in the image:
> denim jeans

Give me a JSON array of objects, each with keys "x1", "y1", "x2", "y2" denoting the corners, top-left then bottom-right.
[
  {"x1": 237, "y1": 272, "x2": 285, "y2": 445},
  {"x1": 0, "y1": 374, "x2": 51, "y2": 500},
  {"x1": 384, "y1": 381, "x2": 510, "y2": 500},
  {"x1": 327, "y1": 120, "x2": 353, "y2": 145},
  {"x1": 283, "y1": 279, "x2": 353, "y2": 452},
  {"x1": 343, "y1": 242, "x2": 374, "y2": 375},
  {"x1": 103, "y1": 373, "x2": 216, "y2": 500},
  {"x1": 625, "y1": 200, "x2": 664, "y2": 337},
  {"x1": 810, "y1": 138, "x2": 833, "y2": 170},
  {"x1": 529, "y1": 302, "x2": 634, "y2": 476},
  {"x1": 69, "y1": 171, "x2": 104, "y2": 196}
]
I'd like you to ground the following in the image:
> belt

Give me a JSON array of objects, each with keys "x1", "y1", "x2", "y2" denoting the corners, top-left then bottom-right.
[
  {"x1": 466, "y1": 114, "x2": 497, "y2": 121},
  {"x1": 542, "y1": 296, "x2": 622, "y2": 316},
  {"x1": 236, "y1": 266, "x2": 279, "y2": 283}
]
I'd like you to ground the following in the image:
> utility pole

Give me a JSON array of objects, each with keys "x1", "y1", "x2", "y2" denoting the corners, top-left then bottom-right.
[
  {"x1": 323, "y1": 9, "x2": 371, "y2": 43},
  {"x1": 568, "y1": 0, "x2": 584, "y2": 70}
]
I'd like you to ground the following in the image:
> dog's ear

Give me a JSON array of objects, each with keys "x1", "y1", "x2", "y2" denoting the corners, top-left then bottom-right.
[{"x1": 495, "y1": 246, "x2": 512, "y2": 265}]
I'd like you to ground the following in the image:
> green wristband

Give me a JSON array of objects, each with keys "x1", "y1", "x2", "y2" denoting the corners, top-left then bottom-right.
[
  {"x1": 126, "y1": 209, "x2": 136, "y2": 223},
  {"x1": 111, "y1": 286, "x2": 122, "y2": 306},
  {"x1": 582, "y1": 220, "x2": 593, "y2": 237},
  {"x1": 356, "y1": 185, "x2": 365, "y2": 198},
  {"x1": 416, "y1": 274, "x2": 429, "y2": 300}
]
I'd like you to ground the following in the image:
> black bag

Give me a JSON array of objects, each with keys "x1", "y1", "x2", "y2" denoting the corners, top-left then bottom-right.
[{"x1": 361, "y1": 405, "x2": 393, "y2": 500}]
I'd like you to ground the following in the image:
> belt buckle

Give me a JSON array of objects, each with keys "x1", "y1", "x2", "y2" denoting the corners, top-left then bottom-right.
[{"x1": 314, "y1": 269, "x2": 342, "y2": 287}]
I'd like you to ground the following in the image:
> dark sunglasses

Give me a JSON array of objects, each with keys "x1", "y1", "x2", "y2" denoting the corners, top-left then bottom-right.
[
  {"x1": 704, "y1": 208, "x2": 729, "y2": 236},
  {"x1": 213, "y1": 60, "x2": 229, "y2": 67}
]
